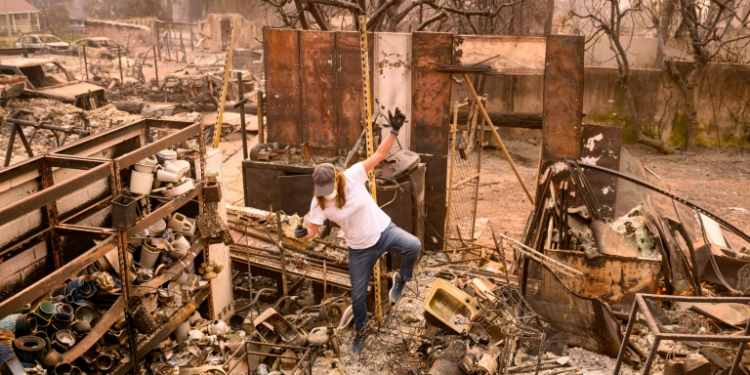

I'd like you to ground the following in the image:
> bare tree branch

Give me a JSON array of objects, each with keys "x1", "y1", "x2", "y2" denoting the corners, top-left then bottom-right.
[{"x1": 417, "y1": 10, "x2": 447, "y2": 30}]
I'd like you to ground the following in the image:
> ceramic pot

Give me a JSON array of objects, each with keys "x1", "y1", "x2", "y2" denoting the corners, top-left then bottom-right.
[
  {"x1": 69, "y1": 366, "x2": 82, "y2": 375},
  {"x1": 93, "y1": 353, "x2": 113, "y2": 372},
  {"x1": 174, "y1": 320, "x2": 190, "y2": 343},
  {"x1": 54, "y1": 303, "x2": 74, "y2": 316},
  {"x1": 77, "y1": 282, "x2": 97, "y2": 299},
  {"x1": 139, "y1": 244, "x2": 161, "y2": 269},
  {"x1": 228, "y1": 315, "x2": 244, "y2": 331},
  {"x1": 71, "y1": 320, "x2": 91, "y2": 336},
  {"x1": 168, "y1": 213, "x2": 191, "y2": 232},
  {"x1": 130, "y1": 170, "x2": 155, "y2": 195},
  {"x1": 74, "y1": 306, "x2": 96, "y2": 324},
  {"x1": 65, "y1": 277, "x2": 85, "y2": 296},
  {"x1": 51, "y1": 313, "x2": 73, "y2": 331},
  {"x1": 41, "y1": 338, "x2": 63, "y2": 369},
  {"x1": 148, "y1": 219, "x2": 167, "y2": 236},
  {"x1": 169, "y1": 234, "x2": 190, "y2": 259},
  {"x1": 35, "y1": 302, "x2": 56, "y2": 322},
  {"x1": 14, "y1": 314, "x2": 37, "y2": 336},
  {"x1": 156, "y1": 149, "x2": 177, "y2": 165},
  {"x1": 51, "y1": 330, "x2": 75, "y2": 353},
  {"x1": 54, "y1": 362, "x2": 72, "y2": 375}
]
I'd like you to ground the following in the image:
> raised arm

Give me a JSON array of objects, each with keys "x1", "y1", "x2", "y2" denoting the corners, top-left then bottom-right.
[{"x1": 361, "y1": 108, "x2": 406, "y2": 173}]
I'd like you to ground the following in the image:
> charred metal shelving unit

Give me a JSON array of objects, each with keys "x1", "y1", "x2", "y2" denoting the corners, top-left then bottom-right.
[{"x1": 0, "y1": 119, "x2": 214, "y2": 374}]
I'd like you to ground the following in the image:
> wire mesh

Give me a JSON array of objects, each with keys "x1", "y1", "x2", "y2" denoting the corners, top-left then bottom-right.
[{"x1": 445, "y1": 97, "x2": 486, "y2": 251}]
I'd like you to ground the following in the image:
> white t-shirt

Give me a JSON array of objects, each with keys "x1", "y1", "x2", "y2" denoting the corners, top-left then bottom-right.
[{"x1": 307, "y1": 163, "x2": 391, "y2": 249}]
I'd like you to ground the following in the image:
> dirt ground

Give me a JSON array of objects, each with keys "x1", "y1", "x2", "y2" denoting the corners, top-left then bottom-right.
[{"x1": 474, "y1": 139, "x2": 750, "y2": 246}]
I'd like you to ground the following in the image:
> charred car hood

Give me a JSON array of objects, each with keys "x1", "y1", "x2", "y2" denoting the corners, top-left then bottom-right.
[{"x1": 34, "y1": 82, "x2": 105, "y2": 102}]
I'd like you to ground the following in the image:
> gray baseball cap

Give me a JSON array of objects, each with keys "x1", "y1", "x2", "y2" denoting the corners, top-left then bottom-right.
[{"x1": 313, "y1": 163, "x2": 336, "y2": 197}]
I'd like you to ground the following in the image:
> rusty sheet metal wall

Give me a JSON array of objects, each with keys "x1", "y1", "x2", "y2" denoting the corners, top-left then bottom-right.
[
  {"x1": 411, "y1": 32, "x2": 453, "y2": 250},
  {"x1": 264, "y1": 28, "x2": 302, "y2": 147},
  {"x1": 577, "y1": 124, "x2": 621, "y2": 218},
  {"x1": 453, "y1": 36, "x2": 546, "y2": 75},
  {"x1": 546, "y1": 249, "x2": 661, "y2": 312},
  {"x1": 540, "y1": 35, "x2": 584, "y2": 167},
  {"x1": 335, "y1": 31, "x2": 366, "y2": 153},
  {"x1": 301, "y1": 31, "x2": 337, "y2": 156},
  {"x1": 373, "y1": 32, "x2": 412, "y2": 152}
]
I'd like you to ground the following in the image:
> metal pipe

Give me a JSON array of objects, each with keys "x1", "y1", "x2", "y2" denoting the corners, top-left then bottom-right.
[
  {"x1": 257, "y1": 91, "x2": 265, "y2": 144},
  {"x1": 3, "y1": 119, "x2": 18, "y2": 167},
  {"x1": 118, "y1": 46, "x2": 123, "y2": 84},
  {"x1": 238, "y1": 71, "x2": 248, "y2": 160},
  {"x1": 276, "y1": 211, "x2": 289, "y2": 295},
  {"x1": 4, "y1": 117, "x2": 90, "y2": 135},
  {"x1": 152, "y1": 45, "x2": 159, "y2": 86},
  {"x1": 82, "y1": 46, "x2": 89, "y2": 81}
]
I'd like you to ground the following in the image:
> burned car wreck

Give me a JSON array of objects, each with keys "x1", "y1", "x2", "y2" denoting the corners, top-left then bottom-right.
[{"x1": 0, "y1": 57, "x2": 106, "y2": 109}]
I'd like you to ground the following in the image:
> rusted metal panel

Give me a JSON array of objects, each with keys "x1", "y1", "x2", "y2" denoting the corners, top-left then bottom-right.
[
  {"x1": 575, "y1": 124, "x2": 622, "y2": 218},
  {"x1": 334, "y1": 31, "x2": 366, "y2": 154},
  {"x1": 0, "y1": 161, "x2": 111, "y2": 227},
  {"x1": 300, "y1": 31, "x2": 337, "y2": 156},
  {"x1": 411, "y1": 32, "x2": 452, "y2": 251},
  {"x1": 453, "y1": 35, "x2": 546, "y2": 75},
  {"x1": 545, "y1": 249, "x2": 661, "y2": 309},
  {"x1": 264, "y1": 28, "x2": 302, "y2": 147},
  {"x1": 541, "y1": 35, "x2": 584, "y2": 166},
  {"x1": 334, "y1": 32, "x2": 363, "y2": 153},
  {"x1": 373, "y1": 32, "x2": 412, "y2": 152}
]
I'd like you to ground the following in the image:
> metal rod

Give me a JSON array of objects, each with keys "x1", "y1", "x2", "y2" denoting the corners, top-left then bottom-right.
[
  {"x1": 445, "y1": 100, "x2": 463, "y2": 253},
  {"x1": 275, "y1": 211, "x2": 289, "y2": 295},
  {"x1": 257, "y1": 91, "x2": 265, "y2": 144},
  {"x1": 118, "y1": 46, "x2": 124, "y2": 84},
  {"x1": 461, "y1": 73, "x2": 534, "y2": 205},
  {"x1": 82, "y1": 46, "x2": 89, "y2": 81},
  {"x1": 728, "y1": 322, "x2": 750, "y2": 375},
  {"x1": 152, "y1": 45, "x2": 159, "y2": 86},
  {"x1": 213, "y1": 21, "x2": 237, "y2": 148},
  {"x1": 238, "y1": 71, "x2": 248, "y2": 160},
  {"x1": 3, "y1": 119, "x2": 18, "y2": 167}
]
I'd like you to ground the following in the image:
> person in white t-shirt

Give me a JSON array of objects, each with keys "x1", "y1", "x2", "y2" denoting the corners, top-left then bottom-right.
[{"x1": 294, "y1": 108, "x2": 421, "y2": 354}]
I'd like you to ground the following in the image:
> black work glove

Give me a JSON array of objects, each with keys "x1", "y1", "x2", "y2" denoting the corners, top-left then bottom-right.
[
  {"x1": 294, "y1": 225, "x2": 308, "y2": 239},
  {"x1": 388, "y1": 108, "x2": 407, "y2": 133}
]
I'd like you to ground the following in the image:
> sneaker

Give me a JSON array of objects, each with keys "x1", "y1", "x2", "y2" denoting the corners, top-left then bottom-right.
[
  {"x1": 352, "y1": 331, "x2": 368, "y2": 354},
  {"x1": 389, "y1": 273, "x2": 406, "y2": 303}
]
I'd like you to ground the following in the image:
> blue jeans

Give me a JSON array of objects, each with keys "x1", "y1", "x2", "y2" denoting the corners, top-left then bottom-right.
[{"x1": 348, "y1": 223, "x2": 421, "y2": 332}]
